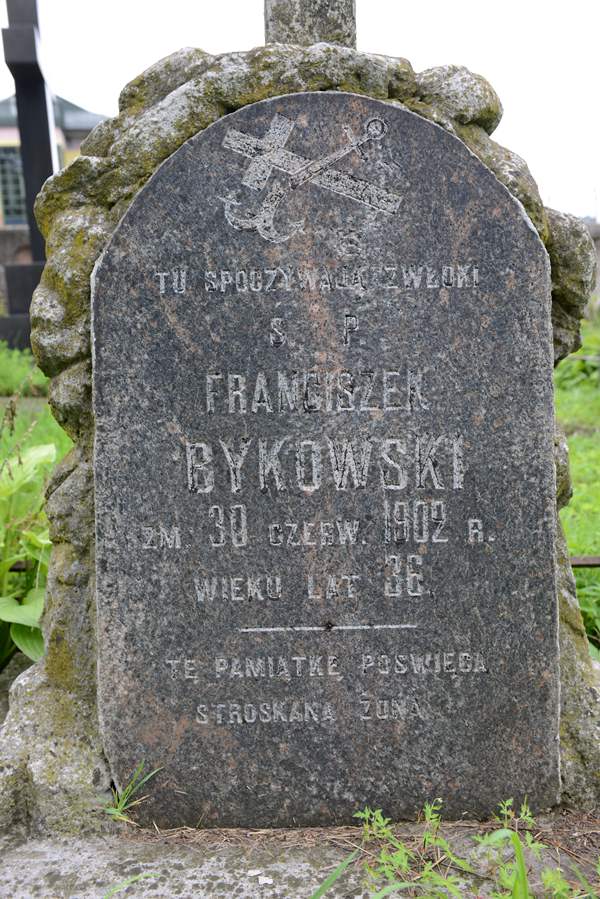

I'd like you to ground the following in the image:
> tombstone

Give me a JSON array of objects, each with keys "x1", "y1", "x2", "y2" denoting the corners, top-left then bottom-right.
[
  {"x1": 3, "y1": 0, "x2": 598, "y2": 839},
  {"x1": 92, "y1": 89, "x2": 559, "y2": 827}
]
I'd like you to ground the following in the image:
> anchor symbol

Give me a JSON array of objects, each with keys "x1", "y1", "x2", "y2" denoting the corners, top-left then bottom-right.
[{"x1": 222, "y1": 117, "x2": 397, "y2": 244}]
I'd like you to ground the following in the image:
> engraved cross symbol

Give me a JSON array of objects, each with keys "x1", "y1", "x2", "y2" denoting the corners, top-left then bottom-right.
[
  {"x1": 240, "y1": 114, "x2": 296, "y2": 191},
  {"x1": 221, "y1": 113, "x2": 402, "y2": 243}
]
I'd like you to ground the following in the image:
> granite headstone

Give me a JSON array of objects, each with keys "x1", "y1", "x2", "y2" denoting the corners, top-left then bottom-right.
[{"x1": 92, "y1": 91, "x2": 559, "y2": 827}]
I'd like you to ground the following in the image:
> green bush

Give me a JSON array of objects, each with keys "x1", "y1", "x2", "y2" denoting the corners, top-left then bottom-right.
[
  {"x1": 0, "y1": 398, "x2": 72, "y2": 670},
  {"x1": 0, "y1": 443, "x2": 53, "y2": 668},
  {"x1": 555, "y1": 319, "x2": 600, "y2": 659},
  {"x1": 576, "y1": 570, "x2": 600, "y2": 660},
  {"x1": 0, "y1": 341, "x2": 48, "y2": 396},
  {"x1": 554, "y1": 328, "x2": 600, "y2": 390}
]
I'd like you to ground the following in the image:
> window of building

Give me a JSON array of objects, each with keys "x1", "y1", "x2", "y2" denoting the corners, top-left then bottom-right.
[{"x1": 0, "y1": 147, "x2": 26, "y2": 224}]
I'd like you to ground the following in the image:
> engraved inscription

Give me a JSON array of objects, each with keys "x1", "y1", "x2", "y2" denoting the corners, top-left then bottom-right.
[
  {"x1": 180, "y1": 369, "x2": 430, "y2": 416},
  {"x1": 202, "y1": 263, "x2": 480, "y2": 293},
  {"x1": 195, "y1": 699, "x2": 336, "y2": 725},
  {"x1": 185, "y1": 433, "x2": 464, "y2": 494}
]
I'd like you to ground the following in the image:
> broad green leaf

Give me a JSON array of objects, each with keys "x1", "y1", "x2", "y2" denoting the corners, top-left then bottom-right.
[
  {"x1": 0, "y1": 587, "x2": 44, "y2": 626},
  {"x1": 10, "y1": 623, "x2": 44, "y2": 660}
]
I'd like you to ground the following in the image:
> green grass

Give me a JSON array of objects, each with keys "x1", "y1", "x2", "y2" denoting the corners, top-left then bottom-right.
[
  {"x1": 0, "y1": 342, "x2": 48, "y2": 396},
  {"x1": 560, "y1": 435, "x2": 600, "y2": 553},
  {"x1": 555, "y1": 386, "x2": 600, "y2": 436},
  {"x1": 0, "y1": 398, "x2": 72, "y2": 461},
  {"x1": 555, "y1": 318, "x2": 600, "y2": 656},
  {"x1": 104, "y1": 761, "x2": 162, "y2": 824}
]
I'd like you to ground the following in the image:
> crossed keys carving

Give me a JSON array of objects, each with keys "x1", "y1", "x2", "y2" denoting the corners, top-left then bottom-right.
[{"x1": 221, "y1": 113, "x2": 402, "y2": 243}]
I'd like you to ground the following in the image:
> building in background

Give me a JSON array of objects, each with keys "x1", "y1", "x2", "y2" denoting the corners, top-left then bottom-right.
[
  {"x1": 0, "y1": 93, "x2": 105, "y2": 227},
  {"x1": 0, "y1": 92, "x2": 105, "y2": 328}
]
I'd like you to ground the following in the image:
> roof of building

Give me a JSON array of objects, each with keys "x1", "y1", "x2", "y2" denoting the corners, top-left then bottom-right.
[{"x1": 0, "y1": 94, "x2": 106, "y2": 134}]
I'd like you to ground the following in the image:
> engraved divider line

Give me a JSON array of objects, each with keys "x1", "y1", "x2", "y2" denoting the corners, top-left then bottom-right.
[{"x1": 239, "y1": 624, "x2": 418, "y2": 633}]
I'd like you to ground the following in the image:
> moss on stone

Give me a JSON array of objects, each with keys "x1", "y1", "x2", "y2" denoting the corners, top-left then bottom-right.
[
  {"x1": 42, "y1": 208, "x2": 113, "y2": 320},
  {"x1": 0, "y1": 757, "x2": 29, "y2": 836},
  {"x1": 554, "y1": 422, "x2": 573, "y2": 510},
  {"x1": 109, "y1": 85, "x2": 224, "y2": 188},
  {"x1": 416, "y1": 64, "x2": 503, "y2": 134},
  {"x1": 44, "y1": 631, "x2": 77, "y2": 695},
  {"x1": 48, "y1": 360, "x2": 92, "y2": 441},
  {"x1": 35, "y1": 157, "x2": 116, "y2": 238},
  {"x1": 46, "y1": 459, "x2": 93, "y2": 551},
  {"x1": 0, "y1": 665, "x2": 112, "y2": 835},
  {"x1": 117, "y1": 47, "x2": 214, "y2": 117},
  {"x1": 546, "y1": 208, "x2": 597, "y2": 364}
]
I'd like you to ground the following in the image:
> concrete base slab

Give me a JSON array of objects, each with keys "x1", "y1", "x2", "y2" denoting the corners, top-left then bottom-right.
[{"x1": 0, "y1": 835, "x2": 365, "y2": 898}]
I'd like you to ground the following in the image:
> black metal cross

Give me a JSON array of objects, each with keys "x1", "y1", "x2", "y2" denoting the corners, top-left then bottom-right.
[{"x1": 2, "y1": 0, "x2": 57, "y2": 262}]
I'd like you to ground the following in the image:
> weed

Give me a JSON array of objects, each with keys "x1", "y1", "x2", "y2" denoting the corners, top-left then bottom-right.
[
  {"x1": 313, "y1": 801, "x2": 599, "y2": 898},
  {"x1": 476, "y1": 801, "x2": 596, "y2": 898},
  {"x1": 353, "y1": 803, "x2": 470, "y2": 897},
  {"x1": 104, "y1": 761, "x2": 163, "y2": 825},
  {"x1": 492, "y1": 798, "x2": 535, "y2": 832}
]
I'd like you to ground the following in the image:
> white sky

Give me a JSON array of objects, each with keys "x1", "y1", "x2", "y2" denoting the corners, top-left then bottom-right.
[{"x1": 0, "y1": 0, "x2": 598, "y2": 220}]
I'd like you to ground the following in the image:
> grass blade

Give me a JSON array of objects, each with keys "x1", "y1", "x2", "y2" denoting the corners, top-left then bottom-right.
[
  {"x1": 310, "y1": 849, "x2": 358, "y2": 899},
  {"x1": 103, "y1": 873, "x2": 158, "y2": 897},
  {"x1": 509, "y1": 832, "x2": 531, "y2": 899}
]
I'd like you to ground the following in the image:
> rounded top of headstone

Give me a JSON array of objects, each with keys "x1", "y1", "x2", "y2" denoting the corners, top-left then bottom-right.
[
  {"x1": 94, "y1": 91, "x2": 548, "y2": 302},
  {"x1": 92, "y1": 91, "x2": 557, "y2": 829}
]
